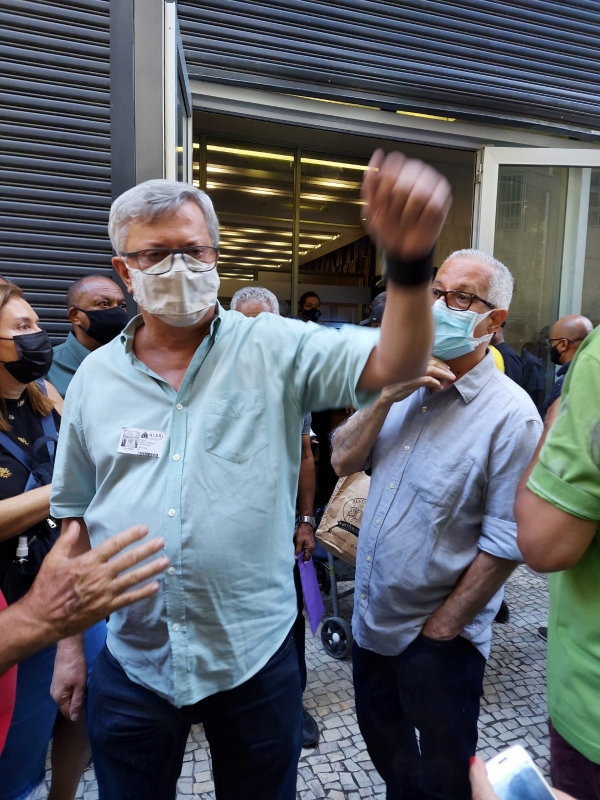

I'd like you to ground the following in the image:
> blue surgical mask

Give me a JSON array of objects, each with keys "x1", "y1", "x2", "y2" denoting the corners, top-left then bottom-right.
[{"x1": 432, "y1": 299, "x2": 494, "y2": 360}]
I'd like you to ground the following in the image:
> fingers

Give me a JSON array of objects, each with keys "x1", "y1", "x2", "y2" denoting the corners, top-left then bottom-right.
[
  {"x1": 95, "y1": 525, "x2": 151, "y2": 562},
  {"x1": 427, "y1": 365, "x2": 456, "y2": 383},
  {"x1": 105, "y1": 535, "x2": 165, "y2": 577},
  {"x1": 109, "y1": 581, "x2": 161, "y2": 612},
  {"x1": 361, "y1": 149, "x2": 385, "y2": 201},
  {"x1": 112, "y1": 556, "x2": 169, "y2": 592},
  {"x1": 421, "y1": 377, "x2": 443, "y2": 393},
  {"x1": 469, "y1": 756, "x2": 497, "y2": 800},
  {"x1": 69, "y1": 682, "x2": 85, "y2": 722},
  {"x1": 51, "y1": 520, "x2": 81, "y2": 559}
]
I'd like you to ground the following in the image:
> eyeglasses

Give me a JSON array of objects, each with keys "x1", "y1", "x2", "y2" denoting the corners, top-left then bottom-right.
[
  {"x1": 431, "y1": 287, "x2": 496, "y2": 311},
  {"x1": 544, "y1": 337, "x2": 575, "y2": 347},
  {"x1": 120, "y1": 246, "x2": 219, "y2": 272}
]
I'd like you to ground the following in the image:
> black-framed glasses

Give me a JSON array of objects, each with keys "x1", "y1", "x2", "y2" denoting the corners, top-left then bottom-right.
[
  {"x1": 121, "y1": 246, "x2": 219, "y2": 273},
  {"x1": 544, "y1": 337, "x2": 575, "y2": 347},
  {"x1": 431, "y1": 287, "x2": 496, "y2": 311}
]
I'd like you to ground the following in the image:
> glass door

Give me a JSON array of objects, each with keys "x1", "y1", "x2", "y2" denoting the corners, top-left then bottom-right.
[
  {"x1": 474, "y1": 147, "x2": 600, "y2": 409},
  {"x1": 164, "y1": 3, "x2": 192, "y2": 182}
]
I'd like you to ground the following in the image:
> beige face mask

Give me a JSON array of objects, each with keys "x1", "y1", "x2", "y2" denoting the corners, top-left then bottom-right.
[{"x1": 127, "y1": 253, "x2": 220, "y2": 327}]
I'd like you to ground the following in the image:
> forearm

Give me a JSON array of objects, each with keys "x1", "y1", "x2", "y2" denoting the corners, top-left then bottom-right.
[
  {"x1": 0, "y1": 597, "x2": 56, "y2": 675},
  {"x1": 358, "y1": 281, "x2": 433, "y2": 390},
  {"x1": 424, "y1": 551, "x2": 518, "y2": 639},
  {"x1": 331, "y1": 397, "x2": 392, "y2": 477},
  {"x1": 0, "y1": 485, "x2": 52, "y2": 542},
  {"x1": 297, "y1": 453, "x2": 315, "y2": 517},
  {"x1": 55, "y1": 518, "x2": 90, "y2": 655}
]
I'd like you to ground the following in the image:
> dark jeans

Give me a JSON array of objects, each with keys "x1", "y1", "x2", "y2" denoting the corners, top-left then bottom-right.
[
  {"x1": 550, "y1": 719, "x2": 600, "y2": 800},
  {"x1": 353, "y1": 635, "x2": 485, "y2": 800},
  {"x1": 87, "y1": 631, "x2": 302, "y2": 800},
  {"x1": 293, "y1": 560, "x2": 307, "y2": 693}
]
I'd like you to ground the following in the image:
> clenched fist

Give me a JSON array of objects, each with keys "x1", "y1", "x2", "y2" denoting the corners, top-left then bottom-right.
[{"x1": 361, "y1": 150, "x2": 452, "y2": 262}]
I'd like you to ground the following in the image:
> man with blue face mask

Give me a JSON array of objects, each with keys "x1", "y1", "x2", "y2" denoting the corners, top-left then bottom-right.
[
  {"x1": 331, "y1": 248, "x2": 543, "y2": 800},
  {"x1": 47, "y1": 152, "x2": 452, "y2": 800}
]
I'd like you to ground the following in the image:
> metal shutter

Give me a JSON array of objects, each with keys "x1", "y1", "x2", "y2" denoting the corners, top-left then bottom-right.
[
  {"x1": 178, "y1": 0, "x2": 600, "y2": 137},
  {"x1": 0, "y1": 0, "x2": 112, "y2": 343}
]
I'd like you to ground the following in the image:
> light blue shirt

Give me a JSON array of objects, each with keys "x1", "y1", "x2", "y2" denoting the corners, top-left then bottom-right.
[
  {"x1": 51, "y1": 308, "x2": 378, "y2": 707},
  {"x1": 352, "y1": 352, "x2": 542, "y2": 659}
]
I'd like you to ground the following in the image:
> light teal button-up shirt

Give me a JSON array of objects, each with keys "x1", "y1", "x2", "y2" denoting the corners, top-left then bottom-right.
[{"x1": 51, "y1": 308, "x2": 378, "y2": 707}]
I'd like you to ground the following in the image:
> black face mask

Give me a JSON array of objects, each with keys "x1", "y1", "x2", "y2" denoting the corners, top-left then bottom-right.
[
  {"x1": 550, "y1": 345, "x2": 562, "y2": 365},
  {"x1": 303, "y1": 307, "x2": 321, "y2": 323},
  {"x1": 0, "y1": 330, "x2": 53, "y2": 384},
  {"x1": 76, "y1": 306, "x2": 129, "y2": 345}
]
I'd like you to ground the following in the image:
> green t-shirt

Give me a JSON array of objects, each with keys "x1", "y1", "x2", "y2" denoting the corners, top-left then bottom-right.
[{"x1": 528, "y1": 326, "x2": 600, "y2": 764}]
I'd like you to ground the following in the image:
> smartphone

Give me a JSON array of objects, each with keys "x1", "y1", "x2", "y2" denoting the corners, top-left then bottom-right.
[{"x1": 486, "y1": 745, "x2": 555, "y2": 800}]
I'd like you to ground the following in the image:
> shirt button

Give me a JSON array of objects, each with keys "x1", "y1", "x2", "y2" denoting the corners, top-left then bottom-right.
[
  {"x1": 404, "y1": 445, "x2": 411, "y2": 451},
  {"x1": 173, "y1": 454, "x2": 181, "y2": 461},
  {"x1": 176, "y1": 403, "x2": 183, "y2": 410},
  {"x1": 375, "y1": 518, "x2": 381, "y2": 525},
  {"x1": 366, "y1": 555, "x2": 372, "y2": 562},
  {"x1": 168, "y1": 508, "x2": 176, "y2": 517},
  {"x1": 167, "y1": 566, "x2": 176, "y2": 576},
  {"x1": 360, "y1": 592, "x2": 366, "y2": 600},
  {"x1": 172, "y1": 622, "x2": 181, "y2": 632},
  {"x1": 422, "y1": 406, "x2": 427, "y2": 413},
  {"x1": 389, "y1": 482, "x2": 396, "y2": 489}
]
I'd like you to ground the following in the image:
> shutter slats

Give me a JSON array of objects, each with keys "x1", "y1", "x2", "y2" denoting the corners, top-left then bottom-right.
[
  {"x1": 178, "y1": 0, "x2": 600, "y2": 131},
  {"x1": 0, "y1": 0, "x2": 111, "y2": 343}
]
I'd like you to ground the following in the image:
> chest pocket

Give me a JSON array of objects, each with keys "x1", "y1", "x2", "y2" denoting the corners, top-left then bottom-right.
[
  {"x1": 205, "y1": 390, "x2": 268, "y2": 463},
  {"x1": 407, "y1": 443, "x2": 473, "y2": 529}
]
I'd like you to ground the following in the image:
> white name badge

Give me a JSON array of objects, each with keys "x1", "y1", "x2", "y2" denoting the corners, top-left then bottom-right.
[{"x1": 118, "y1": 427, "x2": 166, "y2": 458}]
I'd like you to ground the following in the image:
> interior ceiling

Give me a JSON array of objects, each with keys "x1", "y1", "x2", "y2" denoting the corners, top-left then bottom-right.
[{"x1": 193, "y1": 112, "x2": 474, "y2": 278}]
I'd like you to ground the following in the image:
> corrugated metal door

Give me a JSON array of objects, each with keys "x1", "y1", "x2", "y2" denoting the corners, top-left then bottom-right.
[
  {"x1": 178, "y1": 0, "x2": 600, "y2": 136},
  {"x1": 0, "y1": 0, "x2": 112, "y2": 342}
]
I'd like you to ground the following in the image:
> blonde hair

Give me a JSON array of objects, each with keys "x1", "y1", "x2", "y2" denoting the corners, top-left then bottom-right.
[{"x1": 0, "y1": 283, "x2": 55, "y2": 431}]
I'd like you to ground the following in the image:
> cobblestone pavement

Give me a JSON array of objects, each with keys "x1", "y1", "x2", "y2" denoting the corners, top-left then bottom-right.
[{"x1": 44, "y1": 565, "x2": 550, "y2": 799}]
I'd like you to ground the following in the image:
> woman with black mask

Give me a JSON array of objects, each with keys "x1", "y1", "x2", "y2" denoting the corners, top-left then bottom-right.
[{"x1": 0, "y1": 284, "x2": 104, "y2": 800}]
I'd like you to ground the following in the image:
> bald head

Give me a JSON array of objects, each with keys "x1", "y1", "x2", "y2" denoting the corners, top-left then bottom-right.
[
  {"x1": 549, "y1": 314, "x2": 593, "y2": 365},
  {"x1": 67, "y1": 275, "x2": 123, "y2": 310}
]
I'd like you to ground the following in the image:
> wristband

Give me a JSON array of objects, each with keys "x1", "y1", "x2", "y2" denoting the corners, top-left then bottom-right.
[{"x1": 385, "y1": 249, "x2": 434, "y2": 287}]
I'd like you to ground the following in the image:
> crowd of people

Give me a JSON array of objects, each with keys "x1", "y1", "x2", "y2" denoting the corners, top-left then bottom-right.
[{"x1": 0, "y1": 149, "x2": 597, "y2": 800}]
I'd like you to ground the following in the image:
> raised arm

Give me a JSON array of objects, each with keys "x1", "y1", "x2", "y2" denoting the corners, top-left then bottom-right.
[
  {"x1": 332, "y1": 359, "x2": 455, "y2": 477},
  {"x1": 357, "y1": 151, "x2": 452, "y2": 391}
]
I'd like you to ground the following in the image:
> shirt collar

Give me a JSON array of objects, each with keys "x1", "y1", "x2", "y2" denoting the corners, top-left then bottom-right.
[
  {"x1": 119, "y1": 304, "x2": 224, "y2": 353},
  {"x1": 66, "y1": 330, "x2": 93, "y2": 359},
  {"x1": 557, "y1": 360, "x2": 571, "y2": 377},
  {"x1": 452, "y1": 350, "x2": 498, "y2": 404}
]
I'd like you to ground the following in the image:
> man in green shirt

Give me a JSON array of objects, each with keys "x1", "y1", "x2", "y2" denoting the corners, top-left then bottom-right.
[
  {"x1": 47, "y1": 275, "x2": 128, "y2": 397},
  {"x1": 515, "y1": 325, "x2": 600, "y2": 800}
]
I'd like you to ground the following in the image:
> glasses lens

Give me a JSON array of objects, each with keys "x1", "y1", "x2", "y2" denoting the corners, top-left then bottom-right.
[
  {"x1": 136, "y1": 249, "x2": 173, "y2": 272},
  {"x1": 431, "y1": 287, "x2": 443, "y2": 302},
  {"x1": 447, "y1": 291, "x2": 473, "y2": 311},
  {"x1": 184, "y1": 247, "x2": 218, "y2": 271}
]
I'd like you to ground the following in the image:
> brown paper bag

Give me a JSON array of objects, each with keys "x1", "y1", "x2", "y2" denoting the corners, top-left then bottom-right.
[{"x1": 316, "y1": 472, "x2": 371, "y2": 566}]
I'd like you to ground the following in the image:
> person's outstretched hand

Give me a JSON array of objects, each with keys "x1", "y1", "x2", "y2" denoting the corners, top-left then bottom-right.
[
  {"x1": 470, "y1": 756, "x2": 574, "y2": 800},
  {"x1": 31, "y1": 520, "x2": 168, "y2": 640}
]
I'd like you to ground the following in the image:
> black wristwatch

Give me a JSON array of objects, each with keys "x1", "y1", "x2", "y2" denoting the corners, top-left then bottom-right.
[{"x1": 298, "y1": 515, "x2": 316, "y2": 528}]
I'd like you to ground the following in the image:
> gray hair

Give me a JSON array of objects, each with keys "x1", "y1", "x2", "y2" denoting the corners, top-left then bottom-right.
[
  {"x1": 230, "y1": 286, "x2": 280, "y2": 315},
  {"x1": 442, "y1": 249, "x2": 514, "y2": 309},
  {"x1": 108, "y1": 179, "x2": 220, "y2": 253}
]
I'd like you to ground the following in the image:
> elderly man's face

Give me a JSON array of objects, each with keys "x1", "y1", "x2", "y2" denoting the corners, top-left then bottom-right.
[
  {"x1": 236, "y1": 300, "x2": 272, "y2": 318},
  {"x1": 112, "y1": 201, "x2": 215, "y2": 294},
  {"x1": 433, "y1": 257, "x2": 506, "y2": 338}
]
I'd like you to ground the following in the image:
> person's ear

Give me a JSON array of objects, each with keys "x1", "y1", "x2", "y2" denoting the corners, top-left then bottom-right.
[
  {"x1": 487, "y1": 308, "x2": 507, "y2": 333},
  {"x1": 68, "y1": 307, "x2": 85, "y2": 327},
  {"x1": 112, "y1": 256, "x2": 133, "y2": 294},
  {"x1": 558, "y1": 338, "x2": 569, "y2": 354}
]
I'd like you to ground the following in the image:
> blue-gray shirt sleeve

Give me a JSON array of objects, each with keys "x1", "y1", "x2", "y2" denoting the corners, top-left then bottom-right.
[
  {"x1": 301, "y1": 413, "x2": 312, "y2": 436},
  {"x1": 478, "y1": 417, "x2": 542, "y2": 561}
]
